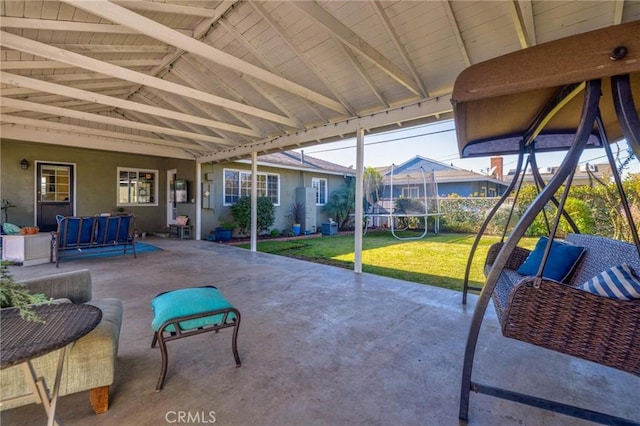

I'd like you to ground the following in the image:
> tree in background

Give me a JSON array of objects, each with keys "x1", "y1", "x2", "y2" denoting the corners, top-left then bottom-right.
[
  {"x1": 323, "y1": 178, "x2": 356, "y2": 230},
  {"x1": 363, "y1": 167, "x2": 384, "y2": 210}
]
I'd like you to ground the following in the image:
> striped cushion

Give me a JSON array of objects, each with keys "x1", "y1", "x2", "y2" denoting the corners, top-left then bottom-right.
[{"x1": 579, "y1": 264, "x2": 640, "y2": 300}]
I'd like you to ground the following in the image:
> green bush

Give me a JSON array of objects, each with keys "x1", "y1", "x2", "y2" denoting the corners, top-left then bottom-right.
[
  {"x1": 230, "y1": 196, "x2": 275, "y2": 235},
  {"x1": 323, "y1": 178, "x2": 356, "y2": 230}
]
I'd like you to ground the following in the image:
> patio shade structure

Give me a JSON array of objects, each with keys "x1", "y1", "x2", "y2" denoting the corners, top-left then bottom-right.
[
  {"x1": 1, "y1": 1, "x2": 639, "y2": 252},
  {"x1": 453, "y1": 21, "x2": 640, "y2": 424}
]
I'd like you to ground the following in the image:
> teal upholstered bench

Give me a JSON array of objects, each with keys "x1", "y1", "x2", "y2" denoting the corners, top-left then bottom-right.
[{"x1": 150, "y1": 286, "x2": 241, "y2": 391}]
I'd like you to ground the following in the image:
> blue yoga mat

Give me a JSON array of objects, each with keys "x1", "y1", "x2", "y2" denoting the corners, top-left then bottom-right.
[{"x1": 59, "y1": 242, "x2": 162, "y2": 262}]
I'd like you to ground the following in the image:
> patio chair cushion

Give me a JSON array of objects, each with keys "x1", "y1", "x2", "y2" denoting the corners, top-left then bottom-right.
[
  {"x1": 151, "y1": 286, "x2": 236, "y2": 332},
  {"x1": 578, "y1": 263, "x2": 640, "y2": 300},
  {"x1": 2, "y1": 223, "x2": 20, "y2": 235},
  {"x1": 517, "y1": 237, "x2": 585, "y2": 282}
]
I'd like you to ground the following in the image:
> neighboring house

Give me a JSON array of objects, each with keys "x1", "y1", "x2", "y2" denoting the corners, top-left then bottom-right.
[
  {"x1": 0, "y1": 140, "x2": 353, "y2": 238},
  {"x1": 505, "y1": 163, "x2": 614, "y2": 187},
  {"x1": 376, "y1": 156, "x2": 509, "y2": 201},
  {"x1": 202, "y1": 151, "x2": 354, "y2": 235}
]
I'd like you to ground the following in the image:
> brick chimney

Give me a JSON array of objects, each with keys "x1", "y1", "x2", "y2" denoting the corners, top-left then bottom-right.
[{"x1": 490, "y1": 156, "x2": 503, "y2": 180}]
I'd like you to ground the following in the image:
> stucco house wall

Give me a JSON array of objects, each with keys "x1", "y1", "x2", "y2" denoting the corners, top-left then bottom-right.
[
  {"x1": 1, "y1": 139, "x2": 195, "y2": 235},
  {"x1": 199, "y1": 161, "x2": 349, "y2": 237},
  {"x1": 2, "y1": 140, "x2": 350, "y2": 240}
]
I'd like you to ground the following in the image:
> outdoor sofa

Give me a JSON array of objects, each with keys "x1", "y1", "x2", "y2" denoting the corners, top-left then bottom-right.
[
  {"x1": 51, "y1": 214, "x2": 136, "y2": 267},
  {"x1": 0, "y1": 269, "x2": 123, "y2": 414}
]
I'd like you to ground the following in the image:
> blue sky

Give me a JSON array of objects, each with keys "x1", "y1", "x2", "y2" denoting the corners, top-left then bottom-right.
[{"x1": 296, "y1": 120, "x2": 638, "y2": 176}]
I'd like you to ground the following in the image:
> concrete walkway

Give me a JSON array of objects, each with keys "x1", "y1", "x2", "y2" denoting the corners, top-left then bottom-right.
[{"x1": 3, "y1": 237, "x2": 638, "y2": 425}]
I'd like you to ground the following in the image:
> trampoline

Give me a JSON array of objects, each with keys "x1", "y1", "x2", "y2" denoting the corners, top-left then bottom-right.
[{"x1": 363, "y1": 164, "x2": 441, "y2": 240}]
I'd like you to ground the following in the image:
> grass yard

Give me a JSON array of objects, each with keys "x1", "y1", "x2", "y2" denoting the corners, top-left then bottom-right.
[{"x1": 237, "y1": 231, "x2": 538, "y2": 291}]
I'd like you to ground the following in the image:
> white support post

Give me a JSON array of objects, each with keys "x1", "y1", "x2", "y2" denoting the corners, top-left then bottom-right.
[
  {"x1": 195, "y1": 161, "x2": 201, "y2": 240},
  {"x1": 354, "y1": 127, "x2": 365, "y2": 274},
  {"x1": 251, "y1": 151, "x2": 258, "y2": 252}
]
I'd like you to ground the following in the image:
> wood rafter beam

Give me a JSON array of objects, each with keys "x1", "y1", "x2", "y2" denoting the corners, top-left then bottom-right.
[
  {"x1": 121, "y1": 1, "x2": 238, "y2": 99},
  {"x1": 168, "y1": 60, "x2": 262, "y2": 135},
  {"x1": 0, "y1": 126, "x2": 195, "y2": 159},
  {"x1": 0, "y1": 71, "x2": 257, "y2": 138},
  {"x1": 1, "y1": 79, "x2": 136, "y2": 96},
  {"x1": 0, "y1": 17, "x2": 151, "y2": 35},
  {"x1": 0, "y1": 97, "x2": 229, "y2": 146},
  {"x1": 217, "y1": 17, "x2": 305, "y2": 125},
  {"x1": 0, "y1": 31, "x2": 294, "y2": 128},
  {"x1": 442, "y1": 1, "x2": 471, "y2": 67},
  {"x1": 120, "y1": 107, "x2": 217, "y2": 150},
  {"x1": 50, "y1": 44, "x2": 176, "y2": 54},
  {"x1": 249, "y1": 1, "x2": 353, "y2": 117},
  {"x1": 1, "y1": 114, "x2": 201, "y2": 151},
  {"x1": 291, "y1": 0, "x2": 420, "y2": 97},
  {"x1": 336, "y1": 40, "x2": 388, "y2": 108},
  {"x1": 201, "y1": 96, "x2": 453, "y2": 163},
  {"x1": 33, "y1": 72, "x2": 124, "y2": 83},
  {"x1": 134, "y1": 90, "x2": 229, "y2": 143},
  {"x1": 0, "y1": 59, "x2": 161, "y2": 70},
  {"x1": 510, "y1": 0, "x2": 535, "y2": 48},
  {"x1": 613, "y1": 0, "x2": 624, "y2": 25},
  {"x1": 371, "y1": 0, "x2": 427, "y2": 97},
  {"x1": 113, "y1": 0, "x2": 220, "y2": 18},
  {"x1": 62, "y1": 0, "x2": 348, "y2": 115}
]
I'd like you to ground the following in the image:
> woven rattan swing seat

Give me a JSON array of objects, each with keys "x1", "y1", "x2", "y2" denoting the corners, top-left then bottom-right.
[{"x1": 455, "y1": 21, "x2": 640, "y2": 425}]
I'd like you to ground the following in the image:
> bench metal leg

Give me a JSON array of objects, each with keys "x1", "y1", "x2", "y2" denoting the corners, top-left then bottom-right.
[{"x1": 153, "y1": 308, "x2": 241, "y2": 392}]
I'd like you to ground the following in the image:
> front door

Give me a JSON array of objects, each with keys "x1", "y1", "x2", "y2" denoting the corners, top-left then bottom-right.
[{"x1": 37, "y1": 163, "x2": 74, "y2": 232}]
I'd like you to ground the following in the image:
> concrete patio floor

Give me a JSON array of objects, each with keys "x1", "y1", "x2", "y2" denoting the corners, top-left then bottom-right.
[{"x1": 2, "y1": 237, "x2": 638, "y2": 426}]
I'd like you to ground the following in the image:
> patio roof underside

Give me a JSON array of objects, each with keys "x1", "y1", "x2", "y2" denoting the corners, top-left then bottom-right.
[{"x1": 1, "y1": 1, "x2": 639, "y2": 163}]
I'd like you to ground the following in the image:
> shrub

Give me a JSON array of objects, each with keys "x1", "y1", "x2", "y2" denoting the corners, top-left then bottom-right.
[
  {"x1": 230, "y1": 196, "x2": 275, "y2": 235},
  {"x1": 323, "y1": 178, "x2": 356, "y2": 230}
]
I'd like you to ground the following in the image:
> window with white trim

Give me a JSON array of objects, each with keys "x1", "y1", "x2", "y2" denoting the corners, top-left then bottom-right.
[
  {"x1": 312, "y1": 178, "x2": 327, "y2": 205},
  {"x1": 117, "y1": 168, "x2": 158, "y2": 206},
  {"x1": 223, "y1": 169, "x2": 280, "y2": 205},
  {"x1": 402, "y1": 186, "x2": 420, "y2": 199}
]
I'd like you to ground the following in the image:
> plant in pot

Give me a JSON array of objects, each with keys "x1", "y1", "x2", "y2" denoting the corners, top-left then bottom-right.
[
  {"x1": 0, "y1": 261, "x2": 49, "y2": 322},
  {"x1": 214, "y1": 217, "x2": 235, "y2": 242},
  {"x1": 287, "y1": 201, "x2": 305, "y2": 236}
]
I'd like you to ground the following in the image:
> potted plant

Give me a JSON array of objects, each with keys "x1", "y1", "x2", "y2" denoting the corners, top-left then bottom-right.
[
  {"x1": 0, "y1": 261, "x2": 49, "y2": 322},
  {"x1": 214, "y1": 217, "x2": 235, "y2": 242},
  {"x1": 287, "y1": 201, "x2": 305, "y2": 236}
]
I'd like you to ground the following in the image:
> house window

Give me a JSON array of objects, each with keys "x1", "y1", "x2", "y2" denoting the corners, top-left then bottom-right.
[
  {"x1": 40, "y1": 165, "x2": 70, "y2": 201},
  {"x1": 223, "y1": 169, "x2": 280, "y2": 206},
  {"x1": 312, "y1": 178, "x2": 327, "y2": 205},
  {"x1": 118, "y1": 168, "x2": 158, "y2": 206},
  {"x1": 402, "y1": 186, "x2": 420, "y2": 199}
]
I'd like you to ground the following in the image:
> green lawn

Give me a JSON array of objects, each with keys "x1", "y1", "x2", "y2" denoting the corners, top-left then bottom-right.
[{"x1": 236, "y1": 231, "x2": 538, "y2": 291}]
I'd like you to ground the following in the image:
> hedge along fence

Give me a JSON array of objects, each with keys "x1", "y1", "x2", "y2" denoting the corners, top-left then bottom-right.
[
  {"x1": 438, "y1": 175, "x2": 640, "y2": 242},
  {"x1": 439, "y1": 197, "x2": 514, "y2": 235}
]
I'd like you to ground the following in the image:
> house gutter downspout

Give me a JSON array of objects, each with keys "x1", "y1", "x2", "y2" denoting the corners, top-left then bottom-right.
[
  {"x1": 250, "y1": 151, "x2": 258, "y2": 252},
  {"x1": 354, "y1": 127, "x2": 364, "y2": 274}
]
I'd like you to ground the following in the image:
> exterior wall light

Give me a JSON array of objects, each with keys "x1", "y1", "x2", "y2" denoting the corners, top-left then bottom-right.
[{"x1": 20, "y1": 159, "x2": 30, "y2": 170}]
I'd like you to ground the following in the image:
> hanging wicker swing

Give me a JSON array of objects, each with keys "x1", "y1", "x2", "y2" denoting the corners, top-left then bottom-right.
[{"x1": 454, "y1": 21, "x2": 640, "y2": 425}]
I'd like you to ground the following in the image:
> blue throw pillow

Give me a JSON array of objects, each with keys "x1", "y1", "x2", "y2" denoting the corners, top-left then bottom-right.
[
  {"x1": 517, "y1": 236, "x2": 585, "y2": 282},
  {"x1": 2, "y1": 222, "x2": 20, "y2": 235},
  {"x1": 579, "y1": 264, "x2": 640, "y2": 300}
]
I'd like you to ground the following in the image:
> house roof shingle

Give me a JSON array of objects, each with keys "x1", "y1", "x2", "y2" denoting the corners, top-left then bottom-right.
[{"x1": 237, "y1": 151, "x2": 355, "y2": 176}]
